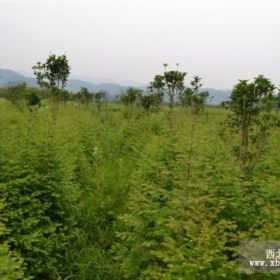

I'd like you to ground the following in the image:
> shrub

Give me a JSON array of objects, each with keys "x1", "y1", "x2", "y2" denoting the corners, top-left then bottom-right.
[
  {"x1": 0, "y1": 202, "x2": 26, "y2": 280},
  {"x1": 0, "y1": 142, "x2": 79, "y2": 279}
]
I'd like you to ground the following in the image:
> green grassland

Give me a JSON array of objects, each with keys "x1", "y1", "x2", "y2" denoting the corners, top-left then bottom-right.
[{"x1": 1, "y1": 100, "x2": 280, "y2": 279}]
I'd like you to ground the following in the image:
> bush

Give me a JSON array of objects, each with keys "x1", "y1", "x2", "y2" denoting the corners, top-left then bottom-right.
[
  {"x1": 0, "y1": 142, "x2": 79, "y2": 279},
  {"x1": 0, "y1": 202, "x2": 26, "y2": 280}
]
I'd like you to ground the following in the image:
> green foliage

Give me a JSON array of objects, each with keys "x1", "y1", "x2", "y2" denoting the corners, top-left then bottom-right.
[
  {"x1": 150, "y1": 65, "x2": 186, "y2": 130},
  {"x1": 32, "y1": 54, "x2": 71, "y2": 119},
  {"x1": 0, "y1": 109, "x2": 79, "y2": 279},
  {"x1": 5, "y1": 83, "x2": 27, "y2": 110},
  {"x1": 180, "y1": 76, "x2": 209, "y2": 114},
  {"x1": 0, "y1": 202, "x2": 27, "y2": 280},
  {"x1": 60, "y1": 90, "x2": 71, "y2": 103},
  {"x1": 25, "y1": 90, "x2": 41, "y2": 111},
  {"x1": 1, "y1": 92, "x2": 280, "y2": 280},
  {"x1": 120, "y1": 87, "x2": 142, "y2": 106},
  {"x1": 94, "y1": 90, "x2": 106, "y2": 111},
  {"x1": 150, "y1": 65, "x2": 186, "y2": 108},
  {"x1": 223, "y1": 75, "x2": 280, "y2": 175},
  {"x1": 113, "y1": 132, "x2": 238, "y2": 279},
  {"x1": 3, "y1": 84, "x2": 43, "y2": 112},
  {"x1": 32, "y1": 54, "x2": 70, "y2": 92},
  {"x1": 74, "y1": 87, "x2": 94, "y2": 106},
  {"x1": 0, "y1": 149, "x2": 79, "y2": 279},
  {"x1": 140, "y1": 92, "x2": 163, "y2": 112}
]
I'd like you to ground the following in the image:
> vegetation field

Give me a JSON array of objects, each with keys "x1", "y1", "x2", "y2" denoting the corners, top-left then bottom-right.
[{"x1": 1, "y1": 97, "x2": 280, "y2": 279}]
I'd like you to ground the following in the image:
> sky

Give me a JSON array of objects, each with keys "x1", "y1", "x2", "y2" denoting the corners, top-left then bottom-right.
[{"x1": 0, "y1": 0, "x2": 280, "y2": 89}]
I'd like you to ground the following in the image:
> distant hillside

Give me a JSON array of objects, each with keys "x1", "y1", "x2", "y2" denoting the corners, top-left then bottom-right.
[
  {"x1": 66, "y1": 79, "x2": 128, "y2": 94},
  {"x1": 0, "y1": 69, "x2": 37, "y2": 87},
  {"x1": 205, "y1": 88, "x2": 231, "y2": 104},
  {"x1": 0, "y1": 68, "x2": 231, "y2": 103},
  {"x1": 0, "y1": 69, "x2": 128, "y2": 95}
]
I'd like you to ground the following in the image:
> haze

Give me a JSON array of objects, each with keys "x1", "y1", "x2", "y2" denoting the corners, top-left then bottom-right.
[{"x1": 0, "y1": 0, "x2": 280, "y2": 88}]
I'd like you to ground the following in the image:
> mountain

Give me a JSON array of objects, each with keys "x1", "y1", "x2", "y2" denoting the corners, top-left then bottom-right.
[
  {"x1": 0, "y1": 68, "x2": 128, "y2": 95},
  {"x1": 0, "y1": 68, "x2": 231, "y2": 103},
  {"x1": 205, "y1": 88, "x2": 231, "y2": 105},
  {"x1": 66, "y1": 79, "x2": 128, "y2": 94},
  {"x1": 0, "y1": 69, "x2": 37, "y2": 87}
]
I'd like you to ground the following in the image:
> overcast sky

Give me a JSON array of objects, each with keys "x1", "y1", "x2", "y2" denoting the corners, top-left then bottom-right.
[{"x1": 0, "y1": 0, "x2": 279, "y2": 88}]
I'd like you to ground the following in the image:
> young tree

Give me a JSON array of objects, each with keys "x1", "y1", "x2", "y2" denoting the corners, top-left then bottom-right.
[
  {"x1": 149, "y1": 75, "x2": 165, "y2": 97},
  {"x1": 223, "y1": 75, "x2": 280, "y2": 175},
  {"x1": 177, "y1": 76, "x2": 209, "y2": 179},
  {"x1": 74, "y1": 87, "x2": 93, "y2": 107},
  {"x1": 32, "y1": 54, "x2": 70, "y2": 93},
  {"x1": 150, "y1": 65, "x2": 186, "y2": 129},
  {"x1": 33, "y1": 54, "x2": 70, "y2": 118},
  {"x1": 180, "y1": 76, "x2": 209, "y2": 114},
  {"x1": 147, "y1": 76, "x2": 164, "y2": 106},
  {"x1": 94, "y1": 91, "x2": 106, "y2": 112},
  {"x1": 120, "y1": 87, "x2": 142, "y2": 106},
  {"x1": 151, "y1": 70, "x2": 186, "y2": 109},
  {"x1": 140, "y1": 92, "x2": 163, "y2": 113}
]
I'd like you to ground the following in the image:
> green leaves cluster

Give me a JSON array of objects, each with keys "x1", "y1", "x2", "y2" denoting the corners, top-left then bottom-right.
[
  {"x1": 120, "y1": 87, "x2": 143, "y2": 107},
  {"x1": 0, "y1": 148, "x2": 79, "y2": 279},
  {"x1": 0, "y1": 105, "x2": 80, "y2": 279},
  {"x1": 0, "y1": 202, "x2": 27, "y2": 280},
  {"x1": 180, "y1": 76, "x2": 209, "y2": 114},
  {"x1": 113, "y1": 131, "x2": 239, "y2": 279},
  {"x1": 32, "y1": 54, "x2": 70, "y2": 93},
  {"x1": 150, "y1": 70, "x2": 186, "y2": 109},
  {"x1": 3, "y1": 83, "x2": 41, "y2": 111},
  {"x1": 73, "y1": 87, "x2": 94, "y2": 106},
  {"x1": 223, "y1": 75, "x2": 280, "y2": 175},
  {"x1": 140, "y1": 92, "x2": 163, "y2": 112},
  {"x1": 2, "y1": 69, "x2": 280, "y2": 280}
]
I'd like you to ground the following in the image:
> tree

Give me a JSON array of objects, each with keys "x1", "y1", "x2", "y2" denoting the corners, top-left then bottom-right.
[
  {"x1": 94, "y1": 91, "x2": 106, "y2": 112},
  {"x1": 33, "y1": 54, "x2": 70, "y2": 119},
  {"x1": 180, "y1": 76, "x2": 209, "y2": 114},
  {"x1": 120, "y1": 87, "x2": 142, "y2": 107},
  {"x1": 120, "y1": 87, "x2": 142, "y2": 116},
  {"x1": 32, "y1": 54, "x2": 70, "y2": 94},
  {"x1": 140, "y1": 92, "x2": 163, "y2": 113},
  {"x1": 149, "y1": 75, "x2": 165, "y2": 96},
  {"x1": 223, "y1": 75, "x2": 280, "y2": 175},
  {"x1": 150, "y1": 65, "x2": 186, "y2": 129},
  {"x1": 150, "y1": 70, "x2": 186, "y2": 109},
  {"x1": 74, "y1": 87, "x2": 93, "y2": 106}
]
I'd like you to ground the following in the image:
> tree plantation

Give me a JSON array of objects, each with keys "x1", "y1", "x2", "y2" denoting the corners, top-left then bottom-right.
[{"x1": 1, "y1": 55, "x2": 280, "y2": 279}]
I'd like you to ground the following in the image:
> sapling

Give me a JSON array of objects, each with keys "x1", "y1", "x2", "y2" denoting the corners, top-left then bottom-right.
[
  {"x1": 150, "y1": 64, "x2": 186, "y2": 130},
  {"x1": 179, "y1": 76, "x2": 209, "y2": 179},
  {"x1": 179, "y1": 75, "x2": 209, "y2": 115},
  {"x1": 33, "y1": 54, "x2": 70, "y2": 120},
  {"x1": 94, "y1": 91, "x2": 106, "y2": 112},
  {"x1": 223, "y1": 75, "x2": 280, "y2": 176},
  {"x1": 120, "y1": 87, "x2": 142, "y2": 117}
]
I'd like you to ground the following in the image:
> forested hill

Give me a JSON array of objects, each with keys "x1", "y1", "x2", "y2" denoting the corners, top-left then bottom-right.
[{"x1": 0, "y1": 68, "x2": 231, "y2": 103}]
